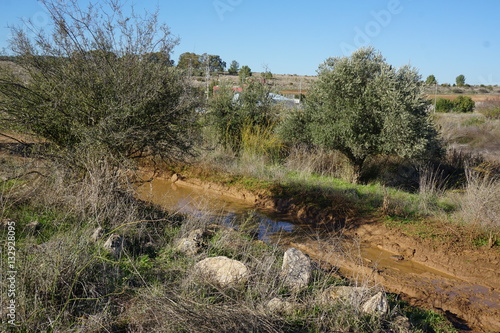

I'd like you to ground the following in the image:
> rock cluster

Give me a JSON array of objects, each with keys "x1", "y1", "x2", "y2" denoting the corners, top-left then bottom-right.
[{"x1": 92, "y1": 225, "x2": 389, "y2": 317}]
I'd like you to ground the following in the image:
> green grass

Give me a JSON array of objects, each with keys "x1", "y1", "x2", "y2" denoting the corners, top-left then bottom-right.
[{"x1": 388, "y1": 294, "x2": 458, "y2": 333}]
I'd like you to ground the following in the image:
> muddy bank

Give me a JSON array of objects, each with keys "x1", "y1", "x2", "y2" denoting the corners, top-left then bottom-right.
[{"x1": 136, "y1": 171, "x2": 500, "y2": 332}]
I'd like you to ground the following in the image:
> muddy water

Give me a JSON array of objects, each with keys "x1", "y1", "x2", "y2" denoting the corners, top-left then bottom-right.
[
  {"x1": 136, "y1": 177, "x2": 500, "y2": 332},
  {"x1": 136, "y1": 178, "x2": 295, "y2": 242}
]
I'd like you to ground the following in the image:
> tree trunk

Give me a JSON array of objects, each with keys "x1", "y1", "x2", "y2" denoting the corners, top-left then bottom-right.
[{"x1": 342, "y1": 150, "x2": 365, "y2": 184}]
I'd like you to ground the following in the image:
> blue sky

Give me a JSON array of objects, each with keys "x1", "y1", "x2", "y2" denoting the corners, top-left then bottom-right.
[{"x1": 1, "y1": 0, "x2": 499, "y2": 85}]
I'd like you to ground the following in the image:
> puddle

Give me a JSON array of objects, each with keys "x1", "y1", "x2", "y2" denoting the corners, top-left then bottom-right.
[{"x1": 136, "y1": 178, "x2": 294, "y2": 242}]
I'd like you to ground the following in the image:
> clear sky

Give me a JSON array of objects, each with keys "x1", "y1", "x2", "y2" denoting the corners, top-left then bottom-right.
[{"x1": 1, "y1": 0, "x2": 499, "y2": 85}]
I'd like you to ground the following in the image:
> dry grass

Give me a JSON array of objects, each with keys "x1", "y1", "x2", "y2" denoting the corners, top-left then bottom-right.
[
  {"x1": 284, "y1": 145, "x2": 356, "y2": 182},
  {"x1": 457, "y1": 167, "x2": 499, "y2": 235},
  {"x1": 434, "y1": 112, "x2": 500, "y2": 163}
]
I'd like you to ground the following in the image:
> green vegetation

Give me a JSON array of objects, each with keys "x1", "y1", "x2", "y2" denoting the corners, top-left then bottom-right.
[
  {"x1": 456, "y1": 74, "x2": 466, "y2": 87},
  {"x1": 207, "y1": 80, "x2": 280, "y2": 154},
  {"x1": 228, "y1": 60, "x2": 240, "y2": 75},
  {"x1": 435, "y1": 96, "x2": 475, "y2": 113},
  {"x1": 278, "y1": 47, "x2": 442, "y2": 182},
  {"x1": 0, "y1": 0, "x2": 199, "y2": 165},
  {"x1": 2, "y1": 155, "x2": 460, "y2": 332},
  {"x1": 425, "y1": 74, "x2": 437, "y2": 85},
  {"x1": 177, "y1": 52, "x2": 226, "y2": 75},
  {"x1": 453, "y1": 95, "x2": 475, "y2": 112},
  {"x1": 435, "y1": 98, "x2": 455, "y2": 112},
  {"x1": 239, "y1": 65, "x2": 252, "y2": 83}
]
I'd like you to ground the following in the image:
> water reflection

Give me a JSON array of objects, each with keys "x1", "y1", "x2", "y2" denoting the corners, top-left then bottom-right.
[{"x1": 136, "y1": 178, "x2": 294, "y2": 242}]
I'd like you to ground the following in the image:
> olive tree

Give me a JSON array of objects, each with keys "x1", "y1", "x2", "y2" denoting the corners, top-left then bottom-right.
[
  {"x1": 279, "y1": 48, "x2": 442, "y2": 182},
  {"x1": 0, "y1": 0, "x2": 199, "y2": 162}
]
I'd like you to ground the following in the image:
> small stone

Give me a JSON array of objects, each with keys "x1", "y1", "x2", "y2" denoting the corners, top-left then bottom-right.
[
  {"x1": 391, "y1": 315, "x2": 411, "y2": 333},
  {"x1": 321, "y1": 286, "x2": 366, "y2": 304},
  {"x1": 26, "y1": 220, "x2": 41, "y2": 233},
  {"x1": 176, "y1": 238, "x2": 199, "y2": 256},
  {"x1": 175, "y1": 229, "x2": 205, "y2": 256},
  {"x1": 266, "y1": 298, "x2": 295, "y2": 314},
  {"x1": 171, "y1": 173, "x2": 179, "y2": 183},
  {"x1": 361, "y1": 291, "x2": 389, "y2": 315}
]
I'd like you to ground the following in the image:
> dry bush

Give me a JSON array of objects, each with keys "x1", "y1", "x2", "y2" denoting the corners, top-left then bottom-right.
[
  {"x1": 285, "y1": 145, "x2": 354, "y2": 181},
  {"x1": 477, "y1": 99, "x2": 500, "y2": 119},
  {"x1": 434, "y1": 113, "x2": 500, "y2": 163},
  {"x1": 458, "y1": 166, "x2": 499, "y2": 234}
]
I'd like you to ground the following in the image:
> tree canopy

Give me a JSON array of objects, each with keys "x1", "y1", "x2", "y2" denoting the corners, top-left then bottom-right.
[
  {"x1": 177, "y1": 52, "x2": 226, "y2": 75},
  {"x1": 228, "y1": 60, "x2": 240, "y2": 75},
  {"x1": 0, "y1": 0, "x2": 199, "y2": 163},
  {"x1": 239, "y1": 65, "x2": 252, "y2": 83},
  {"x1": 456, "y1": 74, "x2": 466, "y2": 87},
  {"x1": 425, "y1": 75, "x2": 437, "y2": 85},
  {"x1": 278, "y1": 47, "x2": 442, "y2": 181}
]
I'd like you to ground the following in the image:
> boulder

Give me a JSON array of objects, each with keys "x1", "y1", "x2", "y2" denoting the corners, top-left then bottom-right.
[
  {"x1": 103, "y1": 234, "x2": 124, "y2": 258},
  {"x1": 281, "y1": 247, "x2": 312, "y2": 292},
  {"x1": 361, "y1": 291, "x2": 389, "y2": 315},
  {"x1": 194, "y1": 256, "x2": 250, "y2": 288}
]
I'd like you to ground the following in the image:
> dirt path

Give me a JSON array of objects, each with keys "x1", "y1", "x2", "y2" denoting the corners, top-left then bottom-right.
[{"x1": 287, "y1": 220, "x2": 500, "y2": 332}]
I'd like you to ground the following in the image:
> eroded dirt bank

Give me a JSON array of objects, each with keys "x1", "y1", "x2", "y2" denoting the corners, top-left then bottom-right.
[{"x1": 140, "y1": 171, "x2": 500, "y2": 332}]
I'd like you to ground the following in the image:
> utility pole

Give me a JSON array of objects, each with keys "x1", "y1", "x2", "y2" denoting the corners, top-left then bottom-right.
[
  {"x1": 434, "y1": 82, "x2": 438, "y2": 113},
  {"x1": 205, "y1": 56, "x2": 210, "y2": 102}
]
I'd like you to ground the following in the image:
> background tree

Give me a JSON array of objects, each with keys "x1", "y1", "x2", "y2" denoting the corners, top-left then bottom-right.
[
  {"x1": 239, "y1": 65, "x2": 252, "y2": 84},
  {"x1": 228, "y1": 60, "x2": 240, "y2": 75},
  {"x1": 456, "y1": 74, "x2": 466, "y2": 87},
  {"x1": 0, "y1": 0, "x2": 199, "y2": 163},
  {"x1": 278, "y1": 47, "x2": 442, "y2": 182},
  {"x1": 425, "y1": 74, "x2": 437, "y2": 85},
  {"x1": 145, "y1": 51, "x2": 174, "y2": 66},
  {"x1": 200, "y1": 54, "x2": 226, "y2": 74},
  {"x1": 177, "y1": 52, "x2": 202, "y2": 75}
]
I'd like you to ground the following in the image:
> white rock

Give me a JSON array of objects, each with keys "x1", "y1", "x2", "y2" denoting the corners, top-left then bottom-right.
[
  {"x1": 361, "y1": 291, "x2": 389, "y2": 315},
  {"x1": 194, "y1": 256, "x2": 250, "y2": 287},
  {"x1": 281, "y1": 248, "x2": 312, "y2": 292}
]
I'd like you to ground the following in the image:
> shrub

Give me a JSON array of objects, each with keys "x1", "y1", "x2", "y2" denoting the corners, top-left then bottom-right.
[
  {"x1": 435, "y1": 98, "x2": 454, "y2": 112},
  {"x1": 477, "y1": 99, "x2": 500, "y2": 119},
  {"x1": 207, "y1": 80, "x2": 279, "y2": 153},
  {"x1": 453, "y1": 96, "x2": 475, "y2": 113},
  {"x1": 0, "y1": 0, "x2": 199, "y2": 164}
]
